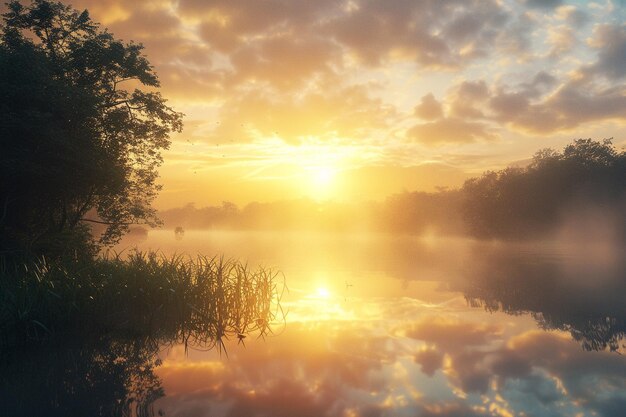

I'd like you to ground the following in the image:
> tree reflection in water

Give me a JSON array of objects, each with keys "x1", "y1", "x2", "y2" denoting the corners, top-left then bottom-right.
[
  {"x1": 0, "y1": 254, "x2": 284, "y2": 417},
  {"x1": 0, "y1": 336, "x2": 164, "y2": 417},
  {"x1": 459, "y1": 245, "x2": 626, "y2": 352}
]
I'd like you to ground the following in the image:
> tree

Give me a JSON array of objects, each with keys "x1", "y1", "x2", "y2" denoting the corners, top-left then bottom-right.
[
  {"x1": 461, "y1": 138, "x2": 626, "y2": 239},
  {"x1": 0, "y1": 0, "x2": 183, "y2": 257}
]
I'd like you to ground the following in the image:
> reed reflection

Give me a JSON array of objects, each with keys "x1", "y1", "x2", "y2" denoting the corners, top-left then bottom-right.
[{"x1": 0, "y1": 252, "x2": 283, "y2": 417}]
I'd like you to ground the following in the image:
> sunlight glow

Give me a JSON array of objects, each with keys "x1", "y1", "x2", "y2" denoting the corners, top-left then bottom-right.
[
  {"x1": 312, "y1": 167, "x2": 336, "y2": 187},
  {"x1": 315, "y1": 287, "x2": 331, "y2": 299},
  {"x1": 307, "y1": 165, "x2": 339, "y2": 200}
]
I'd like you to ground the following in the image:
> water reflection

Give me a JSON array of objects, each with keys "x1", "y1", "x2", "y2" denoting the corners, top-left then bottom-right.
[
  {"x1": 144, "y1": 233, "x2": 625, "y2": 417},
  {"x1": 457, "y1": 243, "x2": 626, "y2": 352},
  {"x1": 4, "y1": 232, "x2": 625, "y2": 417},
  {"x1": 0, "y1": 336, "x2": 164, "y2": 417},
  {"x1": 155, "y1": 299, "x2": 626, "y2": 417}
]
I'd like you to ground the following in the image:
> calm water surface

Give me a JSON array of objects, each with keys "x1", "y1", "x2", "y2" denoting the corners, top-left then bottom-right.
[
  {"x1": 127, "y1": 230, "x2": 626, "y2": 417},
  {"x1": 6, "y1": 230, "x2": 626, "y2": 417}
]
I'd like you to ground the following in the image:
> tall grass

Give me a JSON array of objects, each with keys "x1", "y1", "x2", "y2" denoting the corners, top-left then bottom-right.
[{"x1": 0, "y1": 251, "x2": 286, "y2": 352}]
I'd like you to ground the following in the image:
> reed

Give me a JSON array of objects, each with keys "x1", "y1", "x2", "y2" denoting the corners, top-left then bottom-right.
[{"x1": 0, "y1": 251, "x2": 286, "y2": 352}]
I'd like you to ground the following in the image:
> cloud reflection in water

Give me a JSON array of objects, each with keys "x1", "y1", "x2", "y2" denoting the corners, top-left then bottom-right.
[
  {"x1": 107, "y1": 231, "x2": 625, "y2": 417},
  {"x1": 156, "y1": 284, "x2": 625, "y2": 417}
]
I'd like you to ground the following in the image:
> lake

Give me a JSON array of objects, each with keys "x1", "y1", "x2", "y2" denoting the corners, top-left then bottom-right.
[
  {"x1": 120, "y1": 230, "x2": 626, "y2": 417},
  {"x1": 5, "y1": 230, "x2": 626, "y2": 417}
]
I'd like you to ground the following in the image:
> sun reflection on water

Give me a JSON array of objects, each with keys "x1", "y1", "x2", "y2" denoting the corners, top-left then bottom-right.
[
  {"x1": 109, "y1": 230, "x2": 626, "y2": 417},
  {"x1": 315, "y1": 286, "x2": 331, "y2": 299},
  {"x1": 284, "y1": 285, "x2": 358, "y2": 323}
]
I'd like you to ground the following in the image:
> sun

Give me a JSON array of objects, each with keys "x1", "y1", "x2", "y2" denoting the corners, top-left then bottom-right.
[
  {"x1": 313, "y1": 166, "x2": 335, "y2": 186},
  {"x1": 307, "y1": 166, "x2": 338, "y2": 200}
]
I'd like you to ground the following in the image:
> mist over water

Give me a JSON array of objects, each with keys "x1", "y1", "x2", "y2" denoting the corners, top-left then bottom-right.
[
  {"x1": 108, "y1": 228, "x2": 626, "y2": 417},
  {"x1": 554, "y1": 201, "x2": 626, "y2": 277}
]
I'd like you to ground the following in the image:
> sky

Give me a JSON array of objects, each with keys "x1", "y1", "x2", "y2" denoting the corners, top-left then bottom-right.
[{"x1": 61, "y1": 0, "x2": 626, "y2": 207}]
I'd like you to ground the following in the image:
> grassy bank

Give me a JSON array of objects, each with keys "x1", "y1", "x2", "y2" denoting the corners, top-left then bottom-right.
[{"x1": 0, "y1": 252, "x2": 285, "y2": 352}]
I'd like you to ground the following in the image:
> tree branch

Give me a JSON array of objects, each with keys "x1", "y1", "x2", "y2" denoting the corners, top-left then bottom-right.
[
  {"x1": 79, "y1": 218, "x2": 135, "y2": 226},
  {"x1": 104, "y1": 99, "x2": 130, "y2": 108}
]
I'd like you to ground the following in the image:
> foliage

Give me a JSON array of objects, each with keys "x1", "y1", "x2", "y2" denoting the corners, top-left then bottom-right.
[
  {"x1": 461, "y1": 139, "x2": 626, "y2": 239},
  {"x1": 0, "y1": 252, "x2": 285, "y2": 351},
  {"x1": 0, "y1": 251, "x2": 285, "y2": 415},
  {"x1": 0, "y1": 0, "x2": 182, "y2": 257}
]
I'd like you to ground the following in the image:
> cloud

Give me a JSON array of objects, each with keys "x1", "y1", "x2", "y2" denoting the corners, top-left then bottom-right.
[
  {"x1": 323, "y1": 0, "x2": 510, "y2": 68},
  {"x1": 435, "y1": 67, "x2": 626, "y2": 136},
  {"x1": 68, "y1": 0, "x2": 226, "y2": 100},
  {"x1": 490, "y1": 349, "x2": 532, "y2": 379},
  {"x1": 506, "y1": 331, "x2": 626, "y2": 378},
  {"x1": 324, "y1": 3, "x2": 451, "y2": 67},
  {"x1": 492, "y1": 11, "x2": 535, "y2": 58},
  {"x1": 403, "y1": 315, "x2": 625, "y2": 406},
  {"x1": 405, "y1": 316, "x2": 502, "y2": 350},
  {"x1": 586, "y1": 23, "x2": 626, "y2": 80},
  {"x1": 511, "y1": 374, "x2": 565, "y2": 405},
  {"x1": 149, "y1": 298, "x2": 626, "y2": 417},
  {"x1": 224, "y1": 378, "x2": 328, "y2": 417},
  {"x1": 206, "y1": 85, "x2": 395, "y2": 144},
  {"x1": 502, "y1": 331, "x2": 626, "y2": 411},
  {"x1": 502, "y1": 81, "x2": 626, "y2": 133},
  {"x1": 226, "y1": 36, "x2": 339, "y2": 90},
  {"x1": 489, "y1": 91, "x2": 531, "y2": 119},
  {"x1": 448, "y1": 80, "x2": 489, "y2": 119},
  {"x1": 524, "y1": 0, "x2": 563, "y2": 9},
  {"x1": 519, "y1": 71, "x2": 558, "y2": 99},
  {"x1": 10, "y1": 0, "x2": 626, "y2": 194},
  {"x1": 54, "y1": 0, "x2": 518, "y2": 79},
  {"x1": 555, "y1": 5, "x2": 589, "y2": 26},
  {"x1": 173, "y1": 1, "x2": 342, "y2": 93},
  {"x1": 69, "y1": 0, "x2": 343, "y2": 101},
  {"x1": 418, "y1": 402, "x2": 491, "y2": 417},
  {"x1": 407, "y1": 118, "x2": 496, "y2": 145},
  {"x1": 167, "y1": 0, "x2": 626, "y2": 141},
  {"x1": 414, "y1": 93, "x2": 444, "y2": 121},
  {"x1": 65, "y1": 0, "x2": 621, "y2": 149},
  {"x1": 546, "y1": 25, "x2": 577, "y2": 58},
  {"x1": 178, "y1": 0, "x2": 336, "y2": 33},
  {"x1": 414, "y1": 348, "x2": 444, "y2": 376},
  {"x1": 154, "y1": 321, "x2": 402, "y2": 417},
  {"x1": 429, "y1": 326, "x2": 626, "y2": 406},
  {"x1": 447, "y1": 350, "x2": 492, "y2": 393},
  {"x1": 158, "y1": 377, "x2": 329, "y2": 417},
  {"x1": 594, "y1": 397, "x2": 626, "y2": 417},
  {"x1": 107, "y1": 8, "x2": 181, "y2": 39}
]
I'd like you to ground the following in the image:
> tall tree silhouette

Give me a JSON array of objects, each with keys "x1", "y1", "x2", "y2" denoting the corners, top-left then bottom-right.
[{"x1": 0, "y1": 0, "x2": 182, "y2": 257}]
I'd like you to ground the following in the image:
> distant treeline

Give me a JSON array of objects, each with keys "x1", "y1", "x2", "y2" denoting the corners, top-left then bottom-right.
[
  {"x1": 159, "y1": 139, "x2": 626, "y2": 240},
  {"x1": 464, "y1": 138, "x2": 626, "y2": 239},
  {"x1": 158, "y1": 192, "x2": 465, "y2": 235}
]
